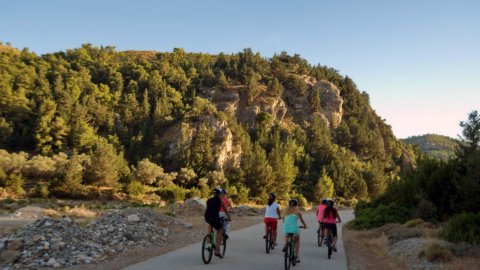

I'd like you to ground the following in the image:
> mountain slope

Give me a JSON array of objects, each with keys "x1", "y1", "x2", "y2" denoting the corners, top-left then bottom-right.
[
  {"x1": 401, "y1": 134, "x2": 457, "y2": 161},
  {"x1": 0, "y1": 44, "x2": 415, "y2": 201}
]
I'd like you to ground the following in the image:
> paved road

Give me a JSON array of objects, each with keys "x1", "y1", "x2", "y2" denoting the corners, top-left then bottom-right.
[{"x1": 125, "y1": 209, "x2": 354, "y2": 270}]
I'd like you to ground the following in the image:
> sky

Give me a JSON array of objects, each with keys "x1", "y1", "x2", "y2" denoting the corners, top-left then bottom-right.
[{"x1": 1, "y1": 0, "x2": 479, "y2": 138}]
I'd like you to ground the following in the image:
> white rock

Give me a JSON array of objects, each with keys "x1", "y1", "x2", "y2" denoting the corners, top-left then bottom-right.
[{"x1": 127, "y1": 214, "x2": 140, "y2": 222}]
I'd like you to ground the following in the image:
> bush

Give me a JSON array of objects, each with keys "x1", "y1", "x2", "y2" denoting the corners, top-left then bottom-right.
[
  {"x1": 440, "y1": 212, "x2": 480, "y2": 245},
  {"x1": 5, "y1": 174, "x2": 25, "y2": 196},
  {"x1": 403, "y1": 218, "x2": 425, "y2": 228},
  {"x1": 127, "y1": 181, "x2": 146, "y2": 196},
  {"x1": 186, "y1": 187, "x2": 201, "y2": 199},
  {"x1": 156, "y1": 185, "x2": 188, "y2": 204},
  {"x1": 350, "y1": 203, "x2": 413, "y2": 230},
  {"x1": 30, "y1": 182, "x2": 50, "y2": 198}
]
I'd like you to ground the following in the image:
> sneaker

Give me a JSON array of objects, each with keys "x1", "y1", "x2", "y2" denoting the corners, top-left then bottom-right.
[
  {"x1": 214, "y1": 251, "x2": 223, "y2": 258},
  {"x1": 333, "y1": 245, "x2": 337, "y2": 252},
  {"x1": 263, "y1": 235, "x2": 267, "y2": 239},
  {"x1": 295, "y1": 257, "x2": 301, "y2": 263},
  {"x1": 282, "y1": 246, "x2": 287, "y2": 252}
]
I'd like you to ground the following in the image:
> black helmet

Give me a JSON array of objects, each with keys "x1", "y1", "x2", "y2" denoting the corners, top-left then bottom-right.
[
  {"x1": 326, "y1": 200, "x2": 334, "y2": 207},
  {"x1": 221, "y1": 188, "x2": 227, "y2": 195},
  {"x1": 268, "y1": 192, "x2": 276, "y2": 199},
  {"x1": 321, "y1": 198, "x2": 328, "y2": 204},
  {"x1": 288, "y1": 199, "x2": 298, "y2": 207},
  {"x1": 213, "y1": 188, "x2": 222, "y2": 195}
]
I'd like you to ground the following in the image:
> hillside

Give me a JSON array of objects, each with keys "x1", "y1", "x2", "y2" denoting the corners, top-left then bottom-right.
[
  {"x1": 401, "y1": 134, "x2": 457, "y2": 161},
  {"x1": 0, "y1": 44, "x2": 416, "y2": 202}
]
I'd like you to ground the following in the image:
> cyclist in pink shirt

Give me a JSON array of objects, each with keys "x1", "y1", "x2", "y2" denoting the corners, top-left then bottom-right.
[
  {"x1": 316, "y1": 198, "x2": 328, "y2": 235},
  {"x1": 219, "y1": 189, "x2": 232, "y2": 239},
  {"x1": 321, "y1": 200, "x2": 342, "y2": 251}
]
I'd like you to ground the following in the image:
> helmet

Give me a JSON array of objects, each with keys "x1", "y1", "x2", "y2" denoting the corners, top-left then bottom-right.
[
  {"x1": 326, "y1": 200, "x2": 334, "y2": 207},
  {"x1": 268, "y1": 192, "x2": 276, "y2": 199},
  {"x1": 221, "y1": 188, "x2": 227, "y2": 195},
  {"x1": 213, "y1": 188, "x2": 222, "y2": 195},
  {"x1": 321, "y1": 198, "x2": 328, "y2": 204},
  {"x1": 288, "y1": 199, "x2": 298, "y2": 207}
]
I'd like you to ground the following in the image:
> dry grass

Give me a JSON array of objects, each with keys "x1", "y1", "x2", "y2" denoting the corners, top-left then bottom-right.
[
  {"x1": 63, "y1": 205, "x2": 96, "y2": 218},
  {"x1": 419, "y1": 240, "x2": 454, "y2": 262}
]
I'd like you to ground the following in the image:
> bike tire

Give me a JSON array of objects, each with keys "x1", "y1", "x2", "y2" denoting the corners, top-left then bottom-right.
[
  {"x1": 201, "y1": 234, "x2": 213, "y2": 264},
  {"x1": 284, "y1": 242, "x2": 291, "y2": 270},
  {"x1": 328, "y1": 245, "x2": 332, "y2": 259},
  {"x1": 317, "y1": 232, "x2": 324, "y2": 247},
  {"x1": 266, "y1": 229, "x2": 271, "y2": 253},
  {"x1": 291, "y1": 242, "x2": 297, "y2": 266},
  {"x1": 220, "y1": 235, "x2": 227, "y2": 258}
]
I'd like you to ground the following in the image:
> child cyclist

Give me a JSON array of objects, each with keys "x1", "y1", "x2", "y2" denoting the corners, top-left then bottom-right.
[
  {"x1": 282, "y1": 199, "x2": 307, "y2": 263},
  {"x1": 263, "y1": 192, "x2": 282, "y2": 245}
]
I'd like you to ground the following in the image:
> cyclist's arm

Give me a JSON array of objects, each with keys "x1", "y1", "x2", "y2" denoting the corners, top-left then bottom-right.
[
  {"x1": 276, "y1": 207, "x2": 282, "y2": 219},
  {"x1": 221, "y1": 200, "x2": 232, "y2": 220},
  {"x1": 335, "y1": 209, "x2": 342, "y2": 223},
  {"x1": 298, "y1": 212, "x2": 307, "y2": 228}
]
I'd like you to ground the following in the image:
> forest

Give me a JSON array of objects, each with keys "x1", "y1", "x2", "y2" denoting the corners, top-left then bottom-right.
[{"x1": 0, "y1": 42, "x2": 415, "y2": 204}]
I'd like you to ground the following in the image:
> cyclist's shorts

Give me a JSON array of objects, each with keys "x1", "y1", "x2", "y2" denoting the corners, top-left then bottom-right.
[
  {"x1": 264, "y1": 217, "x2": 278, "y2": 230},
  {"x1": 284, "y1": 231, "x2": 299, "y2": 237},
  {"x1": 206, "y1": 217, "x2": 222, "y2": 231},
  {"x1": 324, "y1": 223, "x2": 337, "y2": 237}
]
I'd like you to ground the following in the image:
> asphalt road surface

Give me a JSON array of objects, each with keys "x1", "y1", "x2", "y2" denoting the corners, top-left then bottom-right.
[{"x1": 125, "y1": 209, "x2": 354, "y2": 270}]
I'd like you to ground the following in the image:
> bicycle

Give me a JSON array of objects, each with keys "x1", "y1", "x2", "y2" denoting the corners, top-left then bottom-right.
[
  {"x1": 265, "y1": 223, "x2": 276, "y2": 253},
  {"x1": 284, "y1": 226, "x2": 306, "y2": 270},
  {"x1": 323, "y1": 221, "x2": 340, "y2": 259},
  {"x1": 324, "y1": 227, "x2": 333, "y2": 259},
  {"x1": 317, "y1": 222, "x2": 324, "y2": 247},
  {"x1": 201, "y1": 219, "x2": 228, "y2": 264}
]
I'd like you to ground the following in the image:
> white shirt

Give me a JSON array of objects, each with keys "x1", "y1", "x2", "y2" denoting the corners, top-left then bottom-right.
[{"x1": 265, "y1": 202, "x2": 280, "y2": 218}]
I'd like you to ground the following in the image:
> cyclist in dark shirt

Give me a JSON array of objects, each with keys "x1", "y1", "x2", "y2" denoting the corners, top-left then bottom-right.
[{"x1": 205, "y1": 188, "x2": 231, "y2": 257}]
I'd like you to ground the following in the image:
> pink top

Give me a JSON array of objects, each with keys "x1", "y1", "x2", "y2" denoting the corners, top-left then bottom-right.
[
  {"x1": 316, "y1": 204, "x2": 327, "y2": 221},
  {"x1": 323, "y1": 208, "x2": 337, "y2": 224},
  {"x1": 220, "y1": 197, "x2": 231, "y2": 212}
]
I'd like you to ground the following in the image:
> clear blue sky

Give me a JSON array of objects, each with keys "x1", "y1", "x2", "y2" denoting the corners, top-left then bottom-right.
[{"x1": 2, "y1": 0, "x2": 479, "y2": 138}]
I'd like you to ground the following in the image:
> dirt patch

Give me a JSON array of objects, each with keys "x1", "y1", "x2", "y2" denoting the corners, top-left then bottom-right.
[
  {"x1": 344, "y1": 224, "x2": 480, "y2": 270},
  {"x1": 344, "y1": 226, "x2": 408, "y2": 270}
]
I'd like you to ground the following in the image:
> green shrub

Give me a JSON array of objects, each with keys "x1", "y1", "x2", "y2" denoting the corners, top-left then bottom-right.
[
  {"x1": 186, "y1": 187, "x2": 201, "y2": 199},
  {"x1": 156, "y1": 185, "x2": 187, "y2": 204},
  {"x1": 440, "y1": 212, "x2": 480, "y2": 245},
  {"x1": 5, "y1": 174, "x2": 25, "y2": 196},
  {"x1": 350, "y1": 203, "x2": 413, "y2": 230},
  {"x1": 403, "y1": 218, "x2": 425, "y2": 228},
  {"x1": 127, "y1": 181, "x2": 146, "y2": 196},
  {"x1": 30, "y1": 182, "x2": 50, "y2": 198}
]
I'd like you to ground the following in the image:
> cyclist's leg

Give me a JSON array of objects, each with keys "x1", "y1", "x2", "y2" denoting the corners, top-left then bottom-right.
[
  {"x1": 272, "y1": 219, "x2": 278, "y2": 244},
  {"x1": 211, "y1": 218, "x2": 223, "y2": 254},
  {"x1": 282, "y1": 235, "x2": 288, "y2": 251},
  {"x1": 294, "y1": 234, "x2": 300, "y2": 259},
  {"x1": 332, "y1": 224, "x2": 338, "y2": 247}
]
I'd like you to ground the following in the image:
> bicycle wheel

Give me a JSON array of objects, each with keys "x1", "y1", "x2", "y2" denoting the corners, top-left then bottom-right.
[
  {"x1": 201, "y1": 234, "x2": 213, "y2": 264},
  {"x1": 220, "y1": 234, "x2": 227, "y2": 257},
  {"x1": 284, "y1": 240, "x2": 291, "y2": 270},
  {"x1": 290, "y1": 241, "x2": 297, "y2": 266},
  {"x1": 326, "y1": 234, "x2": 332, "y2": 259},
  {"x1": 266, "y1": 228, "x2": 271, "y2": 253},
  {"x1": 317, "y1": 231, "x2": 324, "y2": 247}
]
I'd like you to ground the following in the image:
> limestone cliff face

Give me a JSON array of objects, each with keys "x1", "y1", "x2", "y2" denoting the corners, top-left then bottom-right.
[
  {"x1": 284, "y1": 77, "x2": 343, "y2": 128},
  {"x1": 161, "y1": 115, "x2": 240, "y2": 172},
  {"x1": 162, "y1": 77, "x2": 343, "y2": 172}
]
